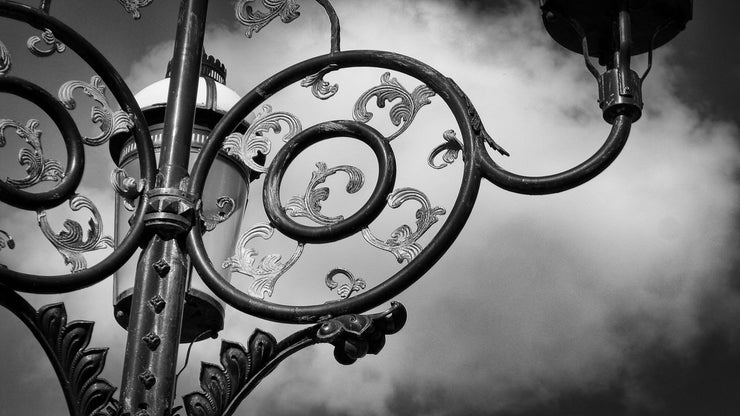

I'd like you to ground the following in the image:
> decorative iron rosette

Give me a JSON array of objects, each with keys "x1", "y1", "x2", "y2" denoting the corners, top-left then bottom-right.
[
  {"x1": 0, "y1": 2, "x2": 155, "y2": 293},
  {"x1": 186, "y1": 49, "x2": 498, "y2": 324}
]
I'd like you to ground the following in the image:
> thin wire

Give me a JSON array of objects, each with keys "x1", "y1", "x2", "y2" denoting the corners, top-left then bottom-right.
[{"x1": 174, "y1": 329, "x2": 213, "y2": 395}]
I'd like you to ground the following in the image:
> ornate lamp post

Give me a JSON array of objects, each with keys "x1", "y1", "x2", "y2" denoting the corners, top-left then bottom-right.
[{"x1": 0, "y1": 0, "x2": 691, "y2": 415}]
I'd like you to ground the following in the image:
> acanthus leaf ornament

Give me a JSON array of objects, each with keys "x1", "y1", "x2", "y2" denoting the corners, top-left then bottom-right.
[
  {"x1": 326, "y1": 268, "x2": 366, "y2": 299},
  {"x1": 183, "y1": 303, "x2": 406, "y2": 416},
  {"x1": 362, "y1": 187, "x2": 446, "y2": 263},
  {"x1": 235, "y1": 0, "x2": 301, "y2": 38},
  {"x1": 0, "y1": 119, "x2": 65, "y2": 189},
  {"x1": 27, "y1": 28, "x2": 66, "y2": 57},
  {"x1": 183, "y1": 331, "x2": 277, "y2": 416},
  {"x1": 0, "y1": 40, "x2": 10, "y2": 75},
  {"x1": 116, "y1": 0, "x2": 154, "y2": 19},
  {"x1": 222, "y1": 105, "x2": 301, "y2": 174},
  {"x1": 285, "y1": 161, "x2": 365, "y2": 225},
  {"x1": 0, "y1": 230, "x2": 14, "y2": 251},
  {"x1": 111, "y1": 167, "x2": 145, "y2": 212},
  {"x1": 37, "y1": 193, "x2": 115, "y2": 273},
  {"x1": 301, "y1": 64, "x2": 339, "y2": 100},
  {"x1": 428, "y1": 129, "x2": 463, "y2": 169},
  {"x1": 222, "y1": 223, "x2": 304, "y2": 299},
  {"x1": 354, "y1": 72, "x2": 436, "y2": 141},
  {"x1": 200, "y1": 196, "x2": 236, "y2": 232},
  {"x1": 34, "y1": 303, "x2": 120, "y2": 416},
  {"x1": 58, "y1": 76, "x2": 134, "y2": 146},
  {"x1": 451, "y1": 79, "x2": 510, "y2": 157}
]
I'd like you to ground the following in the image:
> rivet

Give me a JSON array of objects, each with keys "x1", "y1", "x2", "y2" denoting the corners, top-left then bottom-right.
[
  {"x1": 138, "y1": 370, "x2": 156, "y2": 389},
  {"x1": 142, "y1": 332, "x2": 161, "y2": 351},
  {"x1": 152, "y1": 259, "x2": 171, "y2": 277},
  {"x1": 149, "y1": 295, "x2": 166, "y2": 314}
]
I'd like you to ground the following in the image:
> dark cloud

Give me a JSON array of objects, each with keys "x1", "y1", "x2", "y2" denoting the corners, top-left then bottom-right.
[{"x1": 445, "y1": 0, "x2": 529, "y2": 15}]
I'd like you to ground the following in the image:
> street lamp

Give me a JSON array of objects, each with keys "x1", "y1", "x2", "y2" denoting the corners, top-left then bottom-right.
[{"x1": 0, "y1": 0, "x2": 691, "y2": 415}]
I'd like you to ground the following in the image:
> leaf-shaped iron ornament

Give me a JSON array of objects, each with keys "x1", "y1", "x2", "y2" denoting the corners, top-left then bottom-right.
[
  {"x1": 110, "y1": 167, "x2": 145, "y2": 212},
  {"x1": 35, "y1": 303, "x2": 120, "y2": 416},
  {"x1": 428, "y1": 129, "x2": 464, "y2": 169},
  {"x1": 183, "y1": 303, "x2": 407, "y2": 416},
  {"x1": 301, "y1": 64, "x2": 339, "y2": 100},
  {"x1": 222, "y1": 223, "x2": 304, "y2": 299},
  {"x1": 235, "y1": 0, "x2": 301, "y2": 38},
  {"x1": 0, "y1": 230, "x2": 14, "y2": 251},
  {"x1": 27, "y1": 29, "x2": 66, "y2": 57},
  {"x1": 58, "y1": 76, "x2": 134, "y2": 146},
  {"x1": 0, "y1": 39, "x2": 10, "y2": 75},
  {"x1": 354, "y1": 72, "x2": 436, "y2": 141},
  {"x1": 0, "y1": 119, "x2": 65, "y2": 189},
  {"x1": 362, "y1": 188, "x2": 446, "y2": 263},
  {"x1": 37, "y1": 194, "x2": 115, "y2": 273},
  {"x1": 201, "y1": 196, "x2": 236, "y2": 232},
  {"x1": 326, "y1": 268, "x2": 366, "y2": 299},
  {"x1": 222, "y1": 105, "x2": 302, "y2": 173},
  {"x1": 285, "y1": 162, "x2": 365, "y2": 225},
  {"x1": 183, "y1": 331, "x2": 276, "y2": 416},
  {"x1": 116, "y1": 0, "x2": 154, "y2": 19}
]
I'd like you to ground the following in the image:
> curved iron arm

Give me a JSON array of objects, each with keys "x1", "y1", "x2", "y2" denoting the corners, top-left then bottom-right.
[
  {"x1": 0, "y1": 0, "x2": 156, "y2": 294},
  {"x1": 182, "y1": 302, "x2": 406, "y2": 416},
  {"x1": 478, "y1": 114, "x2": 633, "y2": 195},
  {"x1": 0, "y1": 285, "x2": 120, "y2": 416}
]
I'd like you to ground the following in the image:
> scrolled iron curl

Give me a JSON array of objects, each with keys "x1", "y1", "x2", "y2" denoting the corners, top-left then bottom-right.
[
  {"x1": 0, "y1": 1, "x2": 156, "y2": 293},
  {"x1": 187, "y1": 50, "x2": 484, "y2": 324}
]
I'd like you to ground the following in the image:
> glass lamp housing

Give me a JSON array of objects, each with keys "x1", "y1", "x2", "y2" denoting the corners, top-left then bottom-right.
[{"x1": 110, "y1": 56, "x2": 257, "y2": 343}]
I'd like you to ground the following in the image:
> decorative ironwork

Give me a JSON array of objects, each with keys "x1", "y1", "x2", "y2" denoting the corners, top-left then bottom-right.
[
  {"x1": 37, "y1": 193, "x2": 115, "y2": 272},
  {"x1": 362, "y1": 187, "x2": 446, "y2": 263},
  {"x1": 183, "y1": 302, "x2": 406, "y2": 416},
  {"x1": 285, "y1": 161, "x2": 365, "y2": 225},
  {"x1": 200, "y1": 196, "x2": 236, "y2": 232},
  {"x1": 111, "y1": 167, "x2": 145, "y2": 212},
  {"x1": 0, "y1": 118, "x2": 65, "y2": 189},
  {"x1": 0, "y1": 229, "x2": 14, "y2": 251},
  {"x1": 326, "y1": 268, "x2": 366, "y2": 299},
  {"x1": 0, "y1": 39, "x2": 11, "y2": 75},
  {"x1": 301, "y1": 64, "x2": 339, "y2": 100},
  {"x1": 116, "y1": 0, "x2": 154, "y2": 19},
  {"x1": 428, "y1": 129, "x2": 463, "y2": 169},
  {"x1": 454, "y1": 82, "x2": 510, "y2": 157},
  {"x1": 0, "y1": 287, "x2": 120, "y2": 416},
  {"x1": 27, "y1": 28, "x2": 66, "y2": 57},
  {"x1": 58, "y1": 76, "x2": 134, "y2": 146},
  {"x1": 353, "y1": 72, "x2": 436, "y2": 141},
  {"x1": 222, "y1": 105, "x2": 301, "y2": 173},
  {"x1": 222, "y1": 223, "x2": 305, "y2": 299},
  {"x1": 235, "y1": 0, "x2": 301, "y2": 38}
]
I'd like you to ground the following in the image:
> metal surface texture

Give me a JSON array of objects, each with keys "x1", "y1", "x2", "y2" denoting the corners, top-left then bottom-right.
[{"x1": 0, "y1": 0, "x2": 692, "y2": 414}]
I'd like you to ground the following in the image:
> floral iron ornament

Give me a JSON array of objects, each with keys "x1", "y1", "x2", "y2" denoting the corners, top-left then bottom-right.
[{"x1": 0, "y1": 118, "x2": 65, "y2": 189}]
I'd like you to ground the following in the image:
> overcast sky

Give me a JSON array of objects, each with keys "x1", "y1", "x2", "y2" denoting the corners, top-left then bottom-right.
[{"x1": 2, "y1": 1, "x2": 740, "y2": 415}]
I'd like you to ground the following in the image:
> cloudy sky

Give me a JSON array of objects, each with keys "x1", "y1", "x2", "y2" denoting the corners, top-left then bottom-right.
[{"x1": 2, "y1": 0, "x2": 740, "y2": 415}]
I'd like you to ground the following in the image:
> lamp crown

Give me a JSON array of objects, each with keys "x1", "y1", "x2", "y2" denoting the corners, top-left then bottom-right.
[{"x1": 166, "y1": 53, "x2": 227, "y2": 84}]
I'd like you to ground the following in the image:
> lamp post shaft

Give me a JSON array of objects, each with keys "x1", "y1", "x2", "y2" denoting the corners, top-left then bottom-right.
[{"x1": 119, "y1": 0, "x2": 209, "y2": 414}]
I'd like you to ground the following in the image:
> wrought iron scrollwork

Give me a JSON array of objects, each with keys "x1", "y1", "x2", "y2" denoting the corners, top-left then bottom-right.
[
  {"x1": 428, "y1": 129, "x2": 463, "y2": 170},
  {"x1": 222, "y1": 105, "x2": 301, "y2": 174},
  {"x1": 0, "y1": 118, "x2": 65, "y2": 189},
  {"x1": 362, "y1": 187, "x2": 446, "y2": 263},
  {"x1": 58, "y1": 76, "x2": 134, "y2": 146},
  {"x1": 353, "y1": 72, "x2": 436, "y2": 141},
  {"x1": 301, "y1": 64, "x2": 339, "y2": 100},
  {"x1": 0, "y1": 287, "x2": 119, "y2": 416},
  {"x1": 201, "y1": 196, "x2": 236, "y2": 232},
  {"x1": 222, "y1": 223, "x2": 304, "y2": 299},
  {"x1": 285, "y1": 161, "x2": 365, "y2": 225},
  {"x1": 183, "y1": 302, "x2": 406, "y2": 416},
  {"x1": 235, "y1": 0, "x2": 301, "y2": 38},
  {"x1": 116, "y1": 0, "x2": 154, "y2": 19},
  {"x1": 27, "y1": 28, "x2": 65, "y2": 57},
  {"x1": 111, "y1": 167, "x2": 145, "y2": 212},
  {"x1": 0, "y1": 39, "x2": 11, "y2": 75},
  {"x1": 37, "y1": 194, "x2": 115, "y2": 273},
  {"x1": 326, "y1": 268, "x2": 366, "y2": 299}
]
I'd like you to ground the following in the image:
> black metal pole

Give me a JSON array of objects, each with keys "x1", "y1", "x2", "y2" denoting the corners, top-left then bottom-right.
[{"x1": 119, "y1": 0, "x2": 209, "y2": 414}]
